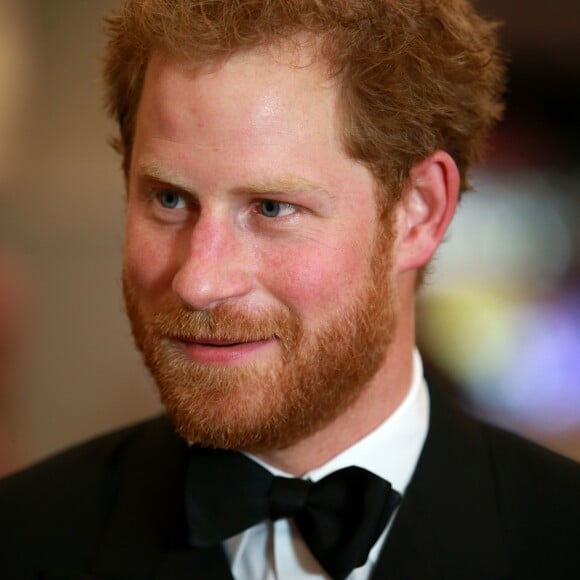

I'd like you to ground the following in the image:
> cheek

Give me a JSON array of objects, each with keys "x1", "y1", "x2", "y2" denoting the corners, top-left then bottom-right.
[
  {"x1": 124, "y1": 216, "x2": 177, "y2": 301},
  {"x1": 260, "y1": 234, "x2": 372, "y2": 317}
]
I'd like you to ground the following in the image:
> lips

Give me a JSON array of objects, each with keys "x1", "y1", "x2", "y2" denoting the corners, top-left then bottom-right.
[
  {"x1": 186, "y1": 338, "x2": 266, "y2": 347},
  {"x1": 195, "y1": 339, "x2": 241, "y2": 347},
  {"x1": 175, "y1": 336, "x2": 276, "y2": 365}
]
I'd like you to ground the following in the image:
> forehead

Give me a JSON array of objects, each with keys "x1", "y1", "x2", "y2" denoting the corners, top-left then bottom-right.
[
  {"x1": 136, "y1": 45, "x2": 343, "y2": 153},
  {"x1": 131, "y1": 44, "x2": 378, "y2": 213}
]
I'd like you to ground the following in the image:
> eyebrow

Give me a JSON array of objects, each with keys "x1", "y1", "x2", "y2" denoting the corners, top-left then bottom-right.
[
  {"x1": 234, "y1": 177, "x2": 336, "y2": 201},
  {"x1": 134, "y1": 161, "x2": 336, "y2": 201},
  {"x1": 135, "y1": 161, "x2": 195, "y2": 193}
]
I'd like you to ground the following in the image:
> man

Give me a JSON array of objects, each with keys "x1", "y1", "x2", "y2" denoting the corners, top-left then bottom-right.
[{"x1": 1, "y1": 1, "x2": 579, "y2": 579}]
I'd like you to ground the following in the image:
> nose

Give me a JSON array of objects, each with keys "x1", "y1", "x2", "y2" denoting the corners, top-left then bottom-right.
[{"x1": 172, "y1": 212, "x2": 253, "y2": 311}]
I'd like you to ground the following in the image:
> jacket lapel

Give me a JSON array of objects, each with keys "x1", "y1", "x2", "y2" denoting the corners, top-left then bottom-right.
[
  {"x1": 372, "y1": 383, "x2": 510, "y2": 580},
  {"x1": 60, "y1": 417, "x2": 232, "y2": 580},
  {"x1": 98, "y1": 418, "x2": 233, "y2": 580},
  {"x1": 41, "y1": 384, "x2": 511, "y2": 579}
]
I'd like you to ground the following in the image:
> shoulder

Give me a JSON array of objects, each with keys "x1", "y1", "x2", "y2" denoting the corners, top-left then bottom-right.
[
  {"x1": 480, "y1": 419, "x2": 580, "y2": 488},
  {"x1": 428, "y1": 381, "x2": 580, "y2": 502},
  {"x1": 0, "y1": 415, "x2": 172, "y2": 499},
  {"x1": 467, "y1": 412, "x2": 580, "y2": 574},
  {"x1": 0, "y1": 416, "x2": 176, "y2": 573},
  {"x1": 479, "y1": 420, "x2": 580, "y2": 528},
  {"x1": 417, "y1": 383, "x2": 580, "y2": 576}
]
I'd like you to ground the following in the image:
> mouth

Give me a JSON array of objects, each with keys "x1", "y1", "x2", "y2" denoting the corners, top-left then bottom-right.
[
  {"x1": 173, "y1": 336, "x2": 276, "y2": 365},
  {"x1": 192, "y1": 338, "x2": 256, "y2": 347}
]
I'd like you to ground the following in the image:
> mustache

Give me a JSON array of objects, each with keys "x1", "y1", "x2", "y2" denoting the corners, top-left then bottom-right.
[{"x1": 151, "y1": 301, "x2": 301, "y2": 347}]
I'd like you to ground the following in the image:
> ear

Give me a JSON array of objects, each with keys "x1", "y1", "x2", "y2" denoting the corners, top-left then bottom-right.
[{"x1": 393, "y1": 151, "x2": 460, "y2": 273}]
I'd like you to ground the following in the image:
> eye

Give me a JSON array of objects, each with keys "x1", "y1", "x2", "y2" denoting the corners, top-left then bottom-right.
[
  {"x1": 259, "y1": 200, "x2": 296, "y2": 218},
  {"x1": 157, "y1": 190, "x2": 186, "y2": 209}
]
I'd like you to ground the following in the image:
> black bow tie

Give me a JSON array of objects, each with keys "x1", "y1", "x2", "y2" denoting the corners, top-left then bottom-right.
[{"x1": 185, "y1": 447, "x2": 402, "y2": 580}]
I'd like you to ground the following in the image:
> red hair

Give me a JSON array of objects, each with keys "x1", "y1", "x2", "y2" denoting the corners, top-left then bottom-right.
[{"x1": 103, "y1": 0, "x2": 505, "y2": 204}]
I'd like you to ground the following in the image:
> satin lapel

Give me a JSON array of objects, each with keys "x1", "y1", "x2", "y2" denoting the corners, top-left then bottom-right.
[
  {"x1": 87, "y1": 417, "x2": 233, "y2": 580},
  {"x1": 372, "y1": 384, "x2": 510, "y2": 580}
]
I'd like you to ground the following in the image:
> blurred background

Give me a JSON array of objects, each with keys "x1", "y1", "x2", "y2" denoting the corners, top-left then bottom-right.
[
  {"x1": 0, "y1": 0, "x2": 578, "y2": 476},
  {"x1": 0, "y1": 0, "x2": 159, "y2": 475}
]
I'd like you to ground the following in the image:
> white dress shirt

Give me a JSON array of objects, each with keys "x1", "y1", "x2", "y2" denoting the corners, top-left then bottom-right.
[{"x1": 224, "y1": 349, "x2": 430, "y2": 580}]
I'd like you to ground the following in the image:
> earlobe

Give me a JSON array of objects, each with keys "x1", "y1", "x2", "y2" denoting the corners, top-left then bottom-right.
[{"x1": 393, "y1": 151, "x2": 460, "y2": 272}]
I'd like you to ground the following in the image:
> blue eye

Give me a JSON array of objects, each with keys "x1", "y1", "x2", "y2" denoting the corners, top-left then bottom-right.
[
  {"x1": 259, "y1": 200, "x2": 296, "y2": 218},
  {"x1": 260, "y1": 200, "x2": 282, "y2": 217},
  {"x1": 158, "y1": 191, "x2": 184, "y2": 209}
]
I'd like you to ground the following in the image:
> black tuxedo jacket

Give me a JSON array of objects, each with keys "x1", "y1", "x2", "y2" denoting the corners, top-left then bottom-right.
[{"x1": 1, "y1": 385, "x2": 579, "y2": 580}]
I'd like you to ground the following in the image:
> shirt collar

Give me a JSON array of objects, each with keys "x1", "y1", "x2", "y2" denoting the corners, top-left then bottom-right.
[
  {"x1": 246, "y1": 348, "x2": 429, "y2": 494},
  {"x1": 234, "y1": 349, "x2": 430, "y2": 570}
]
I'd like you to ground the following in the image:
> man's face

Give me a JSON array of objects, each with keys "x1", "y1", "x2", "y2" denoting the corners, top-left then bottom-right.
[{"x1": 124, "y1": 47, "x2": 400, "y2": 451}]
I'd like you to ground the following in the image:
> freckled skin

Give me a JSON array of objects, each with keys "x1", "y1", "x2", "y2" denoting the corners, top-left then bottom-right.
[
  {"x1": 123, "y1": 47, "x2": 422, "y2": 473},
  {"x1": 126, "y1": 50, "x2": 379, "y2": 331}
]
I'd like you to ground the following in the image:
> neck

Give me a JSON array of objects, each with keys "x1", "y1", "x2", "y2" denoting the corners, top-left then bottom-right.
[{"x1": 255, "y1": 276, "x2": 416, "y2": 476}]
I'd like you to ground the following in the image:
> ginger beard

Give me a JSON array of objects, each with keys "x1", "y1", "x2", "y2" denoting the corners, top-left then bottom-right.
[{"x1": 123, "y1": 225, "x2": 399, "y2": 452}]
